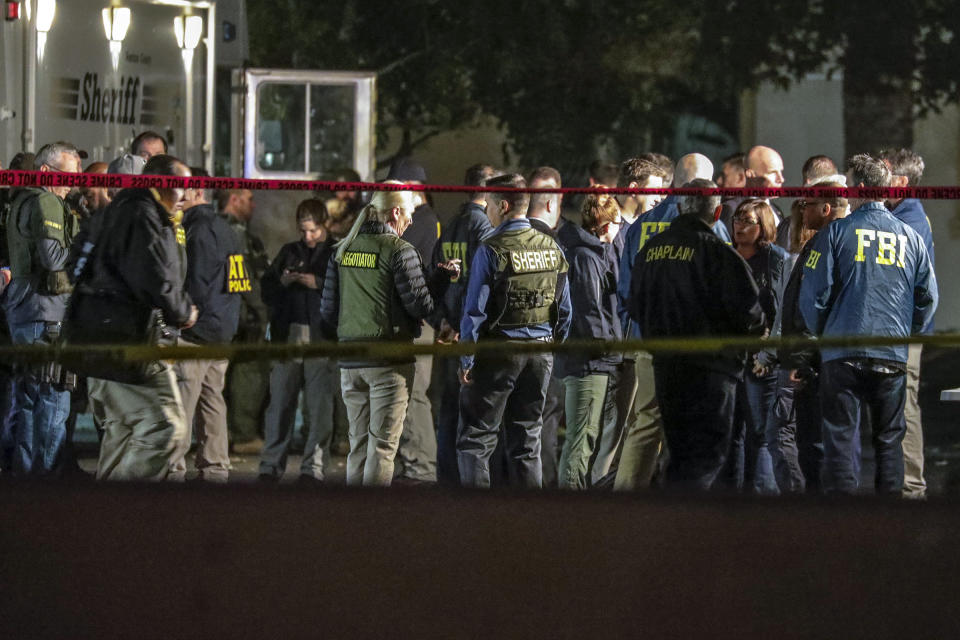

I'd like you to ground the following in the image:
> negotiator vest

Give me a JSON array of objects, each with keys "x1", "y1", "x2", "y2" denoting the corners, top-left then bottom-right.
[
  {"x1": 484, "y1": 226, "x2": 568, "y2": 333},
  {"x1": 337, "y1": 231, "x2": 415, "y2": 340}
]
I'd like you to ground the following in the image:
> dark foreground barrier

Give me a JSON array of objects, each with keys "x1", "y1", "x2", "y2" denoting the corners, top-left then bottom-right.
[{"x1": 1, "y1": 484, "x2": 958, "y2": 638}]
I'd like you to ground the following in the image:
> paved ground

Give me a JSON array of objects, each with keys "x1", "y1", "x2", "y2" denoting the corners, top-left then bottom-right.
[{"x1": 68, "y1": 345, "x2": 960, "y2": 493}]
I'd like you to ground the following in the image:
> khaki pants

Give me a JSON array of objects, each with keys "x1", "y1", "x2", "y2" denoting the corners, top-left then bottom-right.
[
  {"x1": 341, "y1": 364, "x2": 415, "y2": 486},
  {"x1": 397, "y1": 325, "x2": 438, "y2": 481},
  {"x1": 171, "y1": 339, "x2": 230, "y2": 482},
  {"x1": 903, "y1": 343, "x2": 925, "y2": 498},
  {"x1": 89, "y1": 363, "x2": 188, "y2": 481},
  {"x1": 614, "y1": 352, "x2": 664, "y2": 490}
]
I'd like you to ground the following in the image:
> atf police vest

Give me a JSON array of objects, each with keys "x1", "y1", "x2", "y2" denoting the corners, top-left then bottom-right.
[
  {"x1": 7, "y1": 188, "x2": 76, "y2": 291},
  {"x1": 337, "y1": 231, "x2": 413, "y2": 340},
  {"x1": 484, "y1": 226, "x2": 568, "y2": 332}
]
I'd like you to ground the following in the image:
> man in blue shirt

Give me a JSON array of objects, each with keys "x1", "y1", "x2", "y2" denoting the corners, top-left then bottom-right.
[
  {"x1": 799, "y1": 154, "x2": 937, "y2": 495},
  {"x1": 458, "y1": 173, "x2": 572, "y2": 488},
  {"x1": 879, "y1": 148, "x2": 935, "y2": 499}
]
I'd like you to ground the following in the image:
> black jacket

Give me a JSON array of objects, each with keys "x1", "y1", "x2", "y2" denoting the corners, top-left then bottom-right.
[
  {"x1": 555, "y1": 223, "x2": 623, "y2": 378},
  {"x1": 429, "y1": 201, "x2": 493, "y2": 325},
  {"x1": 778, "y1": 235, "x2": 819, "y2": 373},
  {"x1": 69, "y1": 188, "x2": 193, "y2": 327},
  {"x1": 401, "y1": 203, "x2": 440, "y2": 264},
  {"x1": 628, "y1": 214, "x2": 764, "y2": 376},
  {"x1": 181, "y1": 204, "x2": 242, "y2": 344},
  {"x1": 261, "y1": 237, "x2": 334, "y2": 343}
]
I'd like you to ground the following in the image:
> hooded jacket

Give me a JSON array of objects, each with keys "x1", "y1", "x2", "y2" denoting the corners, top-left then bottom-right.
[
  {"x1": 261, "y1": 236, "x2": 334, "y2": 344},
  {"x1": 554, "y1": 222, "x2": 623, "y2": 378}
]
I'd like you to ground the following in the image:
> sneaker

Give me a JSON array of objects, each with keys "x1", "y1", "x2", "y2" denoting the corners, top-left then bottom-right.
[
  {"x1": 233, "y1": 438, "x2": 264, "y2": 455},
  {"x1": 297, "y1": 474, "x2": 323, "y2": 487}
]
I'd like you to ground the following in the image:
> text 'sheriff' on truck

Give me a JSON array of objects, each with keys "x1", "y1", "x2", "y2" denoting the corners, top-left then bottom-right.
[{"x1": 0, "y1": 0, "x2": 376, "y2": 183}]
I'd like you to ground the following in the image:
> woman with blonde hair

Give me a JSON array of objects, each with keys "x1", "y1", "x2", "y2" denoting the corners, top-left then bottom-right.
[{"x1": 318, "y1": 185, "x2": 456, "y2": 486}]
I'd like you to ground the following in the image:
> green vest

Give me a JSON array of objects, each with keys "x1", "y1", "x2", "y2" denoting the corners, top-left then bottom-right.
[
  {"x1": 484, "y1": 225, "x2": 568, "y2": 332},
  {"x1": 6, "y1": 187, "x2": 77, "y2": 293},
  {"x1": 337, "y1": 230, "x2": 414, "y2": 340}
]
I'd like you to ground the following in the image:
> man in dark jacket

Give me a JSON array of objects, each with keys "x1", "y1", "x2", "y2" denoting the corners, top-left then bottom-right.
[
  {"x1": 319, "y1": 188, "x2": 440, "y2": 487},
  {"x1": 457, "y1": 174, "x2": 572, "y2": 489},
  {"x1": 258, "y1": 199, "x2": 338, "y2": 483},
  {"x1": 766, "y1": 185, "x2": 847, "y2": 493},
  {"x1": 555, "y1": 193, "x2": 623, "y2": 489},
  {"x1": 65, "y1": 155, "x2": 197, "y2": 481},
  {"x1": 5, "y1": 142, "x2": 82, "y2": 475},
  {"x1": 386, "y1": 158, "x2": 442, "y2": 484},
  {"x1": 799, "y1": 155, "x2": 937, "y2": 495},
  {"x1": 628, "y1": 179, "x2": 764, "y2": 491},
  {"x1": 430, "y1": 163, "x2": 498, "y2": 485},
  {"x1": 879, "y1": 148, "x2": 934, "y2": 499},
  {"x1": 170, "y1": 181, "x2": 242, "y2": 482}
]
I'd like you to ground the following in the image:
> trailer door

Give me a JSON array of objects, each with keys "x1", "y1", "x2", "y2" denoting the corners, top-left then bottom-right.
[{"x1": 235, "y1": 69, "x2": 375, "y2": 180}]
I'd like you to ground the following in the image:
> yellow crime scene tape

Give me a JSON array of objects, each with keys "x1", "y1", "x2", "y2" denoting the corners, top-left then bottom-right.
[{"x1": 0, "y1": 333, "x2": 955, "y2": 366}]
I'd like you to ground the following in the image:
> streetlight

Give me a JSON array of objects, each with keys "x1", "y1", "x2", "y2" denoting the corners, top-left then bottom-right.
[
  {"x1": 173, "y1": 14, "x2": 203, "y2": 71},
  {"x1": 35, "y1": 0, "x2": 56, "y2": 63},
  {"x1": 102, "y1": 6, "x2": 131, "y2": 71}
]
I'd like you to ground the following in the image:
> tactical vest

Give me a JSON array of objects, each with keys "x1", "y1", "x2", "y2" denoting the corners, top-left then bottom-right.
[
  {"x1": 7, "y1": 188, "x2": 76, "y2": 293},
  {"x1": 484, "y1": 226, "x2": 568, "y2": 333},
  {"x1": 337, "y1": 231, "x2": 414, "y2": 340}
]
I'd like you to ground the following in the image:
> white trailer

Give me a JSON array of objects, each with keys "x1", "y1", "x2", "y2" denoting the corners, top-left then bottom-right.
[{"x1": 0, "y1": 0, "x2": 376, "y2": 183}]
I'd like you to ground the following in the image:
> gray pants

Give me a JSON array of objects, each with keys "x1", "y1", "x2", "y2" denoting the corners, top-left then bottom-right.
[
  {"x1": 614, "y1": 352, "x2": 664, "y2": 490},
  {"x1": 341, "y1": 364, "x2": 415, "y2": 486},
  {"x1": 89, "y1": 363, "x2": 189, "y2": 482},
  {"x1": 397, "y1": 325, "x2": 437, "y2": 481},
  {"x1": 259, "y1": 325, "x2": 337, "y2": 480},
  {"x1": 172, "y1": 340, "x2": 231, "y2": 482},
  {"x1": 903, "y1": 343, "x2": 925, "y2": 498}
]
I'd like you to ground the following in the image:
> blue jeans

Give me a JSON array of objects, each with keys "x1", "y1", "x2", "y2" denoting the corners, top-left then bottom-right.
[
  {"x1": 9, "y1": 321, "x2": 71, "y2": 475},
  {"x1": 725, "y1": 370, "x2": 778, "y2": 494},
  {"x1": 820, "y1": 360, "x2": 906, "y2": 495}
]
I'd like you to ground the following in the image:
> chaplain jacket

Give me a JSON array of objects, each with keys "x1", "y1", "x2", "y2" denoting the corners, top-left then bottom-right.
[
  {"x1": 618, "y1": 196, "x2": 731, "y2": 338},
  {"x1": 627, "y1": 214, "x2": 764, "y2": 376},
  {"x1": 799, "y1": 201, "x2": 937, "y2": 365}
]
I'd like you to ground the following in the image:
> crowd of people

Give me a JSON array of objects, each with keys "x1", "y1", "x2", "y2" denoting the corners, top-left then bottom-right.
[{"x1": 0, "y1": 133, "x2": 939, "y2": 497}]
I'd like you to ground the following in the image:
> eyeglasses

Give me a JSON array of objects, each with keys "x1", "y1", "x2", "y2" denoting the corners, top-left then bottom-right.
[
  {"x1": 797, "y1": 199, "x2": 819, "y2": 209},
  {"x1": 732, "y1": 216, "x2": 759, "y2": 226}
]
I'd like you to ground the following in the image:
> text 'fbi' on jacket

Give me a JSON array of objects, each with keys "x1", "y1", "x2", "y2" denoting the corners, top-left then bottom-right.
[
  {"x1": 509, "y1": 248, "x2": 562, "y2": 273},
  {"x1": 442, "y1": 241, "x2": 467, "y2": 281},
  {"x1": 341, "y1": 251, "x2": 379, "y2": 269},
  {"x1": 226, "y1": 254, "x2": 252, "y2": 293},
  {"x1": 645, "y1": 244, "x2": 695, "y2": 263}
]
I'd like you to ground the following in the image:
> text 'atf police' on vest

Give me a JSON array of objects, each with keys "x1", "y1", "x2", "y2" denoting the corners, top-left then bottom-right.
[
  {"x1": 227, "y1": 254, "x2": 252, "y2": 293},
  {"x1": 509, "y1": 249, "x2": 562, "y2": 273}
]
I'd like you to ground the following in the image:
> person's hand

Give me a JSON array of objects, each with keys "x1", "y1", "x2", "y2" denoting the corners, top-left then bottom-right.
[
  {"x1": 297, "y1": 273, "x2": 318, "y2": 289},
  {"x1": 436, "y1": 318, "x2": 459, "y2": 344},
  {"x1": 437, "y1": 258, "x2": 461, "y2": 279},
  {"x1": 0, "y1": 268, "x2": 10, "y2": 286},
  {"x1": 280, "y1": 270, "x2": 298, "y2": 286},
  {"x1": 788, "y1": 368, "x2": 806, "y2": 388},
  {"x1": 181, "y1": 305, "x2": 199, "y2": 330},
  {"x1": 458, "y1": 367, "x2": 473, "y2": 386}
]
